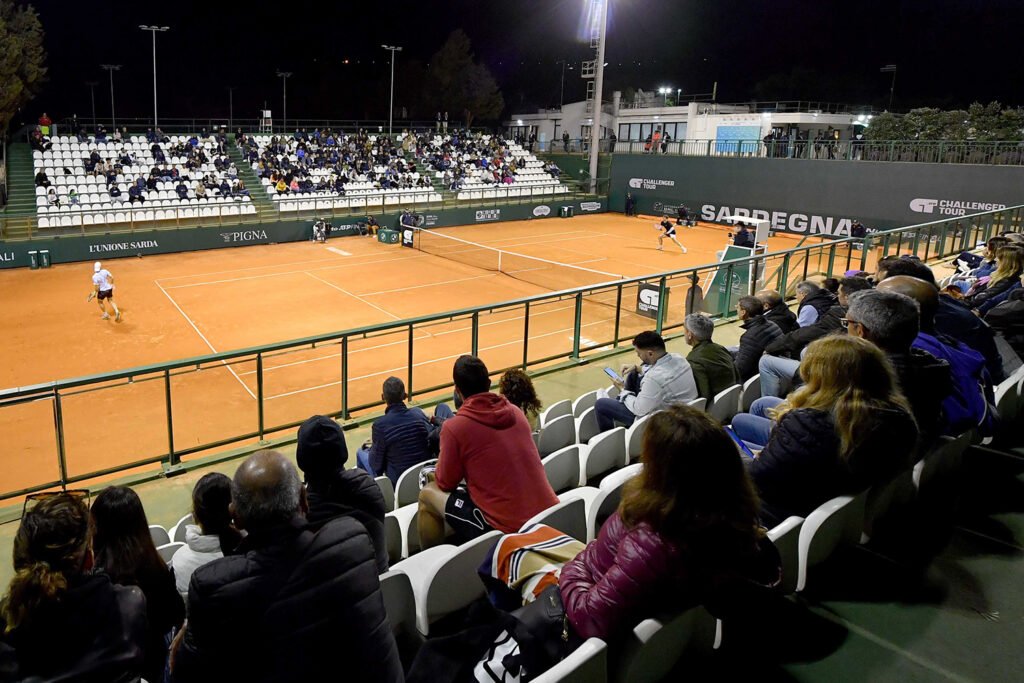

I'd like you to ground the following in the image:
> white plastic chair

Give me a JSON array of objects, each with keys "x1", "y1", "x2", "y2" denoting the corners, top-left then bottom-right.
[
  {"x1": 538, "y1": 414, "x2": 576, "y2": 457},
  {"x1": 379, "y1": 570, "x2": 424, "y2": 668},
  {"x1": 613, "y1": 606, "x2": 718, "y2": 683},
  {"x1": 157, "y1": 542, "x2": 185, "y2": 565},
  {"x1": 539, "y1": 399, "x2": 572, "y2": 427},
  {"x1": 767, "y1": 515, "x2": 804, "y2": 594},
  {"x1": 575, "y1": 406, "x2": 601, "y2": 445},
  {"x1": 374, "y1": 476, "x2": 397, "y2": 512},
  {"x1": 686, "y1": 397, "x2": 707, "y2": 412},
  {"x1": 708, "y1": 384, "x2": 742, "y2": 425},
  {"x1": 170, "y1": 514, "x2": 193, "y2": 543},
  {"x1": 532, "y1": 637, "x2": 607, "y2": 683},
  {"x1": 625, "y1": 412, "x2": 656, "y2": 463},
  {"x1": 584, "y1": 463, "x2": 642, "y2": 540},
  {"x1": 542, "y1": 445, "x2": 581, "y2": 494},
  {"x1": 579, "y1": 427, "x2": 627, "y2": 486},
  {"x1": 795, "y1": 491, "x2": 867, "y2": 592},
  {"x1": 572, "y1": 390, "x2": 599, "y2": 417},
  {"x1": 740, "y1": 374, "x2": 762, "y2": 413},
  {"x1": 149, "y1": 525, "x2": 170, "y2": 547},
  {"x1": 395, "y1": 459, "x2": 435, "y2": 508},
  {"x1": 519, "y1": 497, "x2": 587, "y2": 542}
]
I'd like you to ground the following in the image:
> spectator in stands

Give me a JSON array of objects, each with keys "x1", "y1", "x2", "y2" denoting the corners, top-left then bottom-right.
[
  {"x1": 46, "y1": 187, "x2": 59, "y2": 207},
  {"x1": 595, "y1": 331, "x2": 698, "y2": 432},
  {"x1": 175, "y1": 180, "x2": 189, "y2": 200},
  {"x1": 876, "y1": 276, "x2": 995, "y2": 436},
  {"x1": 986, "y1": 288, "x2": 1024, "y2": 361},
  {"x1": 745, "y1": 336, "x2": 918, "y2": 525},
  {"x1": 734, "y1": 295, "x2": 784, "y2": 381},
  {"x1": 171, "y1": 473, "x2": 243, "y2": 597},
  {"x1": 879, "y1": 257, "x2": 1003, "y2": 382},
  {"x1": 296, "y1": 415, "x2": 389, "y2": 574},
  {"x1": 171, "y1": 450, "x2": 401, "y2": 682},
  {"x1": 683, "y1": 314, "x2": 739, "y2": 401},
  {"x1": 358, "y1": 377, "x2": 432, "y2": 487},
  {"x1": 794, "y1": 280, "x2": 836, "y2": 328},
  {"x1": 33, "y1": 170, "x2": 50, "y2": 188},
  {"x1": 417, "y1": 356, "x2": 558, "y2": 548},
  {"x1": 0, "y1": 493, "x2": 147, "y2": 682},
  {"x1": 964, "y1": 246, "x2": 1023, "y2": 314},
  {"x1": 559, "y1": 405, "x2": 780, "y2": 641},
  {"x1": 844, "y1": 288, "x2": 951, "y2": 443},
  {"x1": 91, "y1": 486, "x2": 185, "y2": 683},
  {"x1": 562, "y1": 131, "x2": 570, "y2": 152},
  {"x1": 755, "y1": 289, "x2": 799, "y2": 334},
  {"x1": 498, "y1": 368, "x2": 543, "y2": 431},
  {"x1": 951, "y1": 236, "x2": 1008, "y2": 278},
  {"x1": 127, "y1": 183, "x2": 145, "y2": 204}
]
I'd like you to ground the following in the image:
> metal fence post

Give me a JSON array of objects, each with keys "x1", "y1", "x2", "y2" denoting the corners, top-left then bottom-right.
[
  {"x1": 407, "y1": 324, "x2": 415, "y2": 399},
  {"x1": 522, "y1": 302, "x2": 530, "y2": 369},
  {"x1": 164, "y1": 369, "x2": 179, "y2": 467},
  {"x1": 613, "y1": 285, "x2": 623, "y2": 346},
  {"x1": 52, "y1": 392, "x2": 69, "y2": 488},
  {"x1": 655, "y1": 277, "x2": 668, "y2": 334},
  {"x1": 340, "y1": 336, "x2": 349, "y2": 419},
  {"x1": 255, "y1": 355, "x2": 265, "y2": 441},
  {"x1": 571, "y1": 293, "x2": 583, "y2": 359}
]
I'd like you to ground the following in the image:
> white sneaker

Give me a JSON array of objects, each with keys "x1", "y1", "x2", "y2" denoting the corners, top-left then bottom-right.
[
  {"x1": 656, "y1": 246, "x2": 663, "y2": 251},
  {"x1": 101, "y1": 313, "x2": 110, "y2": 320},
  {"x1": 680, "y1": 247, "x2": 688, "y2": 253}
]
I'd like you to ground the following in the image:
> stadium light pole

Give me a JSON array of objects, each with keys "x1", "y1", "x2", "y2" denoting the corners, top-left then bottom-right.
[
  {"x1": 85, "y1": 81, "x2": 98, "y2": 130},
  {"x1": 587, "y1": 0, "x2": 609, "y2": 194},
  {"x1": 100, "y1": 64, "x2": 121, "y2": 130},
  {"x1": 276, "y1": 71, "x2": 292, "y2": 134},
  {"x1": 382, "y1": 45, "x2": 403, "y2": 137},
  {"x1": 139, "y1": 26, "x2": 170, "y2": 130}
]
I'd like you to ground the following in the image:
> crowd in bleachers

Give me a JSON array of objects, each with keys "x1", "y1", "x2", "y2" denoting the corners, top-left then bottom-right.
[
  {"x1": 31, "y1": 129, "x2": 256, "y2": 229},
  {"x1": 3, "y1": 235, "x2": 1022, "y2": 682}
]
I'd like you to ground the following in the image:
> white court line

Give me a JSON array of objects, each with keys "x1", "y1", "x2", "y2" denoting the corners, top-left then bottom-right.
[
  {"x1": 163, "y1": 252, "x2": 429, "y2": 290},
  {"x1": 305, "y1": 271, "x2": 403, "y2": 321},
  {"x1": 265, "y1": 316, "x2": 616, "y2": 401},
  {"x1": 326, "y1": 247, "x2": 352, "y2": 256},
  {"x1": 154, "y1": 280, "x2": 257, "y2": 400},
  {"x1": 361, "y1": 273, "x2": 498, "y2": 297},
  {"x1": 240, "y1": 301, "x2": 580, "y2": 376}
]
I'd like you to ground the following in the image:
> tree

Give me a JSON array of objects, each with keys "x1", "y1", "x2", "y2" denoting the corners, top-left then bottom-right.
[
  {"x1": 424, "y1": 30, "x2": 504, "y2": 128},
  {"x1": 0, "y1": 1, "x2": 47, "y2": 135},
  {"x1": 866, "y1": 102, "x2": 1024, "y2": 142}
]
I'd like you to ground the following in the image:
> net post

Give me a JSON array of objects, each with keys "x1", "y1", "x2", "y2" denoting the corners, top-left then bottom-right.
[
  {"x1": 256, "y1": 355, "x2": 265, "y2": 442},
  {"x1": 655, "y1": 277, "x2": 667, "y2": 334},
  {"x1": 52, "y1": 391, "x2": 69, "y2": 489},
  {"x1": 164, "y1": 369, "x2": 179, "y2": 468},
  {"x1": 341, "y1": 336, "x2": 349, "y2": 420},
  {"x1": 571, "y1": 293, "x2": 583, "y2": 360}
]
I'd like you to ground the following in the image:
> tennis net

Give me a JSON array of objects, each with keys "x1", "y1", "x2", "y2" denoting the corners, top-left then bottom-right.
[{"x1": 410, "y1": 227, "x2": 626, "y2": 294}]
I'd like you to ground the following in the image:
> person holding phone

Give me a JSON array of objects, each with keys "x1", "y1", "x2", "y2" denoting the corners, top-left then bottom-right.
[{"x1": 594, "y1": 331, "x2": 698, "y2": 432}]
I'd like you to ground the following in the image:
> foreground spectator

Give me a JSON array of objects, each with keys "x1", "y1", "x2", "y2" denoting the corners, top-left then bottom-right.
[
  {"x1": 296, "y1": 415, "x2": 389, "y2": 573},
  {"x1": 559, "y1": 406, "x2": 780, "y2": 641},
  {"x1": 92, "y1": 486, "x2": 185, "y2": 683},
  {"x1": 745, "y1": 336, "x2": 918, "y2": 525},
  {"x1": 418, "y1": 356, "x2": 558, "y2": 548},
  {"x1": 172, "y1": 450, "x2": 402, "y2": 682},
  {"x1": 985, "y1": 289, "x2": 1024, "y2": 361},
  {"x1": 844, "y1": 288, "x2": 951, "y2": 443},
  {"x1": 594, "y1": 331, "x2": 697, "y2": 431},
  {"x1": 964, "y1": 246, "x2": 1023, "y2": 314},
  {"x1": 734, "y1": 295, "x2": 783, "y2": 381},
  {"x1": 755, "y1": 289, "x2": 798, "y2": 334},
  {"x1": 171, "y1": 473, "x2": 244, "y2": 596},
  {"x1": 362, "y1": 377, "x2": 432, "y2": 485},
  {"x1": 498, "y1": 368, "x2": 544, "y2": 430},
  {"x1": 0, "y1": 493, "x2": 147, "y2": 682},
  {"x1": 683, "y1": 314, "x2": 739, "y2": 400}
]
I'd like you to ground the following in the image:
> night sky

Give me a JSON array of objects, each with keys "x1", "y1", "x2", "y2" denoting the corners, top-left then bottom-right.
[{"x1": 19, "y1": 0, "x2": 1024, "y2": 129}]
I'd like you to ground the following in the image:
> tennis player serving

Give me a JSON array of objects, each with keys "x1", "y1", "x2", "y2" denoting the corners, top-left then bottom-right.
[
  {"x1": 87, "y1": 261, "x2": 122, "y2": 322},
  {"x1": 655, "y1": 216, "x2": 687, "y2": 253}
]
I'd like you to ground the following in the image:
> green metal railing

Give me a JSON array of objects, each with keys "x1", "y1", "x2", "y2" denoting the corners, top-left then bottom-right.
[{"x1": 0, "y1": 204, "x2": 1020, "y2": 500}]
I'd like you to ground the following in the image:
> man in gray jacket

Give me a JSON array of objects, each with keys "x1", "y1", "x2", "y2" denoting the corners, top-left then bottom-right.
[{"x1": 594, "y1": 331, "x2": 698, "y2": 431}]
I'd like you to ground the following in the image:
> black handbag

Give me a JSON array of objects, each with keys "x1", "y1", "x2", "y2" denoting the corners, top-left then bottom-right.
[{"x1": 510, "y1": 585, "x2": 579, "y2": 677}]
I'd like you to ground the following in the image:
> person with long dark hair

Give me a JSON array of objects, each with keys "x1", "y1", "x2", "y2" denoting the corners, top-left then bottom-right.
[
  {"x1": 171, "y1": 473, "x2": 244, "y2": 596},
  {"x1": 91, "y1": 486, "x2": 185, "y2": 683},
  {"x1": 499, "y1": 368, "x2": 543, "y2": 431},
  {"x1": 559, "y1": 405, "x2": 780, "y2": 641},
  {"x1": 0, "y1": 493, "x2": 147, "y2": 681}
]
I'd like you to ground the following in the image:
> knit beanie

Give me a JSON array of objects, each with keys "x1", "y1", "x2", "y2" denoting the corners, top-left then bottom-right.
[{"x1": 295, "y1": 415, "x2": 348, "y2": 478}]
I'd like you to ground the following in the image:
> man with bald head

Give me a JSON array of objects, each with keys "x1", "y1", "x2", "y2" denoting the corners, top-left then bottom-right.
[
  {"x1": 876, "y1": 276, "x2": 994, "y2": 436},
  {"x1": 172, "y1": 450, "x2": 402, "y2": 683}
]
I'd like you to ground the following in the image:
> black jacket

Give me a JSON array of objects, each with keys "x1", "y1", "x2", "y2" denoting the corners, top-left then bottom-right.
[
  {"x1": 985, "y1": 298, "x2": 1024, "y2": 361},
  {"x1": 306, "y1": 468, "x2": 389, "y2": 574},
  {"x1": 797, "y1": 289, "x2": 837, "y2": 324},
  {"x1": 763, "y1": 302, "x2": 798, "y2": 335},
  {"x1": 735, "y1": 316, "x2": 784, "y2": 380},
  {"x1": 936, "y1": 294, "x2": 1004, "y2": 383},
  {"x1": 966, "y1": 271, "x2": 1023, "y2": 311},
  {"x1": 748, "y1": 406, "x2": 918, "y2": 526},
  {"x1": 0, "y1": 574, "x2": 147, "y2": 683},
  {"x1": 174, "y1": 517, "x2": 402, "y2": 683},
  {"x1": 887, "y1": 348, "x2": 951, "y2": 445},
  {"x1": 765, "y1": 304, "x2": 846, "y2": 359}
]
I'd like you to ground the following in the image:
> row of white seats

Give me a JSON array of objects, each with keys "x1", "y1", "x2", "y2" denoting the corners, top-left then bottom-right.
[
  {"x1": 456, "y1": 186, "x2": 569, "y2": 200},
  {"x1": 276, "y1": 194, "x2": 441, "y2": 212},
  {"x1": 39, "y1": 196, "x2": 250, "y2": 213},
  {"x1": 37, "y1": 204, "x2": 256, "y2": 228}
]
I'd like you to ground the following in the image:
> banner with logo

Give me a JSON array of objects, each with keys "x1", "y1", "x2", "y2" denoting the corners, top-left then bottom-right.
[{"x1": 634, "y1": 281, "x2": 664, "y2": 319}]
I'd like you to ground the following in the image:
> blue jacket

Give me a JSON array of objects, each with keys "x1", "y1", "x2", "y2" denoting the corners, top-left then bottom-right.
[{"x1": 369, "y1": 403, "x2": 432, "y2": 485}]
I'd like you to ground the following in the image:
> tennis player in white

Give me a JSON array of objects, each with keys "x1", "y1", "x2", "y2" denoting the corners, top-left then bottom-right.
[
  {"x1": 655, "y1": 216, "x2": 687, "y2": 253},
  {"x1": 88, "y1": 262, "x2": 122, "y2": 321}
]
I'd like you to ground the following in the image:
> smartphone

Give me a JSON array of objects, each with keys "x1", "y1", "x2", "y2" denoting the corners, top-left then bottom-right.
[{"x1": 603, "y1": 367, "x2": 622, "y2": 382}]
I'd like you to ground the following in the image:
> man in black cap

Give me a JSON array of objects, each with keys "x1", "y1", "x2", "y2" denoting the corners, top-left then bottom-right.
[{"x1": 295, "y1": 415, "x2": 389, "y2": 573}]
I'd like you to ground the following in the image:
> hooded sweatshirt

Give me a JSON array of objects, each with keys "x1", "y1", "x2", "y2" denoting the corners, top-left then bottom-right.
[
  {"x1": 172, "y1": 526, "x2": 225, "y2": 596},
  {"x1": 437, "y1": 392, "x2": 559, "y2": 533}
]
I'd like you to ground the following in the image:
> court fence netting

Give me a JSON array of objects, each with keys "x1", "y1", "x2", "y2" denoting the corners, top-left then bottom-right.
[{"x1": 0, "y1": 204, "x2": 1020, "y2": 502}]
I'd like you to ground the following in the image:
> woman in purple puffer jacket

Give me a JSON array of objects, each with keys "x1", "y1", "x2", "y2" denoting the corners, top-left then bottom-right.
[{"x1": 558, "y1": 405, "x2": 780, "y2": 641}]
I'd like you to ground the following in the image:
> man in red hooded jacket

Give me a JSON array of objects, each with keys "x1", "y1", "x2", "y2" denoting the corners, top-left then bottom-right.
[{"x1": 418, "y1": 355, "x2": 559, "y2": 548}]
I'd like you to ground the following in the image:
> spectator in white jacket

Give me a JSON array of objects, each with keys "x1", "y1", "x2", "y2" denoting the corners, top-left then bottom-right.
[
  {"x1": 171, "y1": 473, "x2": 244, "y2": 597},
  {"x1": 594, "y1": 330, "x2": 698, "y2": 431}
]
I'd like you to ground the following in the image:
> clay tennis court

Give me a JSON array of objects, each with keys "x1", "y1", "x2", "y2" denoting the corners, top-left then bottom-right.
[{"x1": 0, "y1": 213, "x2": 872, "y2": 498}]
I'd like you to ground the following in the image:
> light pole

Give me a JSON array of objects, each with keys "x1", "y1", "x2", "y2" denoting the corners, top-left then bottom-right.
[
  {"x1": 100, "y1": 64, "x2": 121, "y2": 130},
  {"x1": 139, "y1": 25, "x2": 170, "y2": 129},
  {"x1": 880, "y1": 64, "x2": 897, "y2": 110},
  {"x1": 587, "y1": 0, "x2": 609, "y2": 193},
  {"x1": 85, "y1": 81, "x2": 98, "y2": 130},
  {"x1": 381, "y1": 45, "x2": 402, "y2": 136},
  {"x1": 276, "y1": 71, "x2": 292, "y2": 134},
  {"x1": 556, "y1": 60, "x2": 573, "y2": 109},
  {"x1": 676, "y1": 88, "x2": 682, "y2": 105},
  {"x1": 658, "y1": 86, "x2": 672, "y2": 106}
]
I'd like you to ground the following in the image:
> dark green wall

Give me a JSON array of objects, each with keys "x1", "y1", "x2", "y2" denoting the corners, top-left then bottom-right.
[{"x1": 0, "y1": 199, "x2": 607, "y2": 269}]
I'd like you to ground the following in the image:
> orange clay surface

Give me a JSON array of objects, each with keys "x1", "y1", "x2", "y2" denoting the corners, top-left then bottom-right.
[{"x1": 0, "y1": 213, "x2": 873, "y2": 497}]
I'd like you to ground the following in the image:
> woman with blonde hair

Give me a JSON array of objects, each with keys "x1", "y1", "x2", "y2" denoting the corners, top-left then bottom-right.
[
  {"x1": 966, "y1": 245, "x2": 1024, "y2": 314},
  {"x1": 748, "y1": 335, "x2": 918, "y2": 525}
]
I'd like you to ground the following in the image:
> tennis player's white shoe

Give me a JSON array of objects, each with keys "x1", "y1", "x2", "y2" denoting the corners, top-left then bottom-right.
[
  {"x1": 101, "y1": 313, "x2": 110, "y2": 320},
  {"x1": 115, "y1": 310, "x2": 122, "y2": 322},
  {"x1": 656, "y1": 246, "x2": 664, "y2": 251}
]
